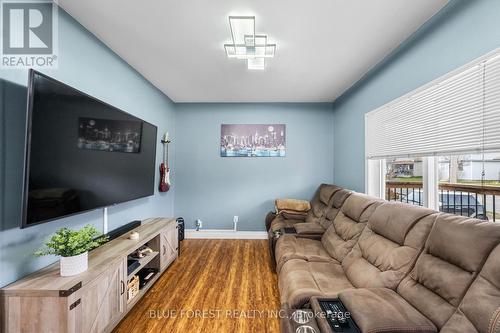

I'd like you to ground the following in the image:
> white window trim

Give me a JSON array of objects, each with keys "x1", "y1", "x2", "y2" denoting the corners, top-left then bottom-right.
[
  {"x1": 423, "y1": 157, "x2": 439, "y2": 210},
  {"x1": 366, "y1": 157, "x2": 439, "y2": 210},
  {"x1": 366, "y1": 158, "x2": 385, "y2": 198}
]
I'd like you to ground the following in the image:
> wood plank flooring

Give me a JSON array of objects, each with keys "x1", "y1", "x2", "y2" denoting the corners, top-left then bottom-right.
[{"x1": 113, "y1": 239, "x2": 281, "y2": 333}]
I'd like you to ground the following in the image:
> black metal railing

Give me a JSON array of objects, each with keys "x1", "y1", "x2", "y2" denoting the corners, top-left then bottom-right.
[
  {"x1": 386, "y1": 181, "x2": 500, "y2": 221},
  {"x1": 386, "y1": 182, "x2": 424, "y2": 206}
]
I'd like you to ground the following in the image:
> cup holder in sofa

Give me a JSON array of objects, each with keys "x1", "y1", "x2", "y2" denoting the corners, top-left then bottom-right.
[
  {"x1": 292, "y1": 310, "x2": 311, "y2": 324},
  {"x1": 295, "y1": 325, "x2": 317, "y2": 333}
]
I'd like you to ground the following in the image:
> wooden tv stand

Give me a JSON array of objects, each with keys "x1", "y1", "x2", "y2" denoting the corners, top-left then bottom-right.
[{"x1": 0, "y1": 218, "x2": 178, "y2": 333}]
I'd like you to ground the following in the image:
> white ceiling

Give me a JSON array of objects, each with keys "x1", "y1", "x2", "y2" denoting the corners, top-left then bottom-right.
[{"x1": 57, "y1": 0, "x2": 449, "y2": 103}]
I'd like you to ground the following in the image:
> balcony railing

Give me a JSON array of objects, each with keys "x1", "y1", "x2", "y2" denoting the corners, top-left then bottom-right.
[{"x1": 386, "y1": 181, "x2": 500, "y2": 221}]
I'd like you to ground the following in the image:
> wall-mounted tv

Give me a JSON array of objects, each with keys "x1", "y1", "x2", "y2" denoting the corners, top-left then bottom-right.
[{"x1": 22, "y1": 70, "x2": 158, "y2": 228}]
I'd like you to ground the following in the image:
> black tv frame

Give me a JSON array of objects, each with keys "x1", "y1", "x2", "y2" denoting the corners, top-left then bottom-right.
[{"x1": 21, "y1": 69, "x2": 158, "y2": 228}]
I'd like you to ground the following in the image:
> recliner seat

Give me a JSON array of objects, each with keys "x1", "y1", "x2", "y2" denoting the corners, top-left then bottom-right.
[
  {"x1": 268, "y1": 184, "x2": 343, "y2": 236},
  {"x1": 337, "y1": 214, "x2": 500, "y2": 333},
  {"x1": 274, "y1": 193, "x2": 382, "y2": 273}
]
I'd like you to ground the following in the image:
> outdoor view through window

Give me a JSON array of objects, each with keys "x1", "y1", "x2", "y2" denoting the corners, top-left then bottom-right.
[{"x1": 385, "y1": 153, "x2": 500, "y2": 221}]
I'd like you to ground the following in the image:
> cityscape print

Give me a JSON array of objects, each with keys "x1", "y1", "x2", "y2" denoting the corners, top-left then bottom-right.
[
  {"x1": 78, "y1": 117, "x2": 142, "y2": 153},
  {"x1": 220, "y1": 124, "x2": 286, "y2": 157}
]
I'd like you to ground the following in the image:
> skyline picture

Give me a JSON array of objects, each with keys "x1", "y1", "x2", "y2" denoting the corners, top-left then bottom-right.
[
  {"x1": 220, "y1": 124, "x2": 286, "y2": 157},
  {"x1": 77, "y1": 117, "x2": 143, "y2": 153}
]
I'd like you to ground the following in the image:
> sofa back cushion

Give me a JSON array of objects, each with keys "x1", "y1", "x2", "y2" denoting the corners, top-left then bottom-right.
[
  {"x1": 440, "y1": 244, "x2": 500, "y2": 333},
  {"x1": 320, "y1": 189, "x2": 352, "y2": 230},
  {"x1": 320, "y1": 193, "x2": 382, "y2": 262},
  {"x1": 342, "y1": 202, "x2": 437, "y2": 290},
  {"x1": 306, "y1": 184, "x2": 341, "y2": 224},
  {"x1": 397, "y1": 214, "x2": 500, "y2": 329}
]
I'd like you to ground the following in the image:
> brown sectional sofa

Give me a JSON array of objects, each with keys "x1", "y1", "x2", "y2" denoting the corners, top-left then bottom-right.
[{"x1": 269, "y1": 184, "x2": 500, "y2": 333}]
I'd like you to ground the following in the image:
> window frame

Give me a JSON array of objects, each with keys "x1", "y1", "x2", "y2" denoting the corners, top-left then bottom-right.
[{"x1": 367, "y1": 156, "x2": 440, "y2": 210}]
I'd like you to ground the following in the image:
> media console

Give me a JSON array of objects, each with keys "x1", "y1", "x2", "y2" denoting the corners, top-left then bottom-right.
[{"x1": 0, "y1": 218, "x2": 178, "y2": 333}]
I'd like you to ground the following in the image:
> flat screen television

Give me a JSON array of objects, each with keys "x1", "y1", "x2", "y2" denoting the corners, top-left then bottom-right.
[{"x1": 22, "y1": 70, "x2": 158, "y2": 228}]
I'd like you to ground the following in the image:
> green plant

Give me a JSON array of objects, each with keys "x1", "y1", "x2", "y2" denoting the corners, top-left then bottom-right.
[{"x1": 35, "y1": 225, "x2": 108, "y2": 257}]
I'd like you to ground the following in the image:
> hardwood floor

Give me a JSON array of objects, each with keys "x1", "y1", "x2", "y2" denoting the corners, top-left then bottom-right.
[{"x1": 113, "y1": 239, "x2": 281, "y2": 333}]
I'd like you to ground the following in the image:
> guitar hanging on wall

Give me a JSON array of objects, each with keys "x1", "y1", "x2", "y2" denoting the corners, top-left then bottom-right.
[{"x1": 159, "y1": 132, "x2": 171, "y2": 192}]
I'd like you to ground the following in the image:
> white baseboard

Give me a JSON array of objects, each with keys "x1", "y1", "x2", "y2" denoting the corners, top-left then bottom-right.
[{"x1": 185, "y1": 229, "x2": 267, "y2": 239}]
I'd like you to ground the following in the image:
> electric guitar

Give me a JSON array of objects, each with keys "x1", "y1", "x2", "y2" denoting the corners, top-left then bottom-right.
[{"x1": 159, "y1": 134, "x2": 171, "y2": 192}]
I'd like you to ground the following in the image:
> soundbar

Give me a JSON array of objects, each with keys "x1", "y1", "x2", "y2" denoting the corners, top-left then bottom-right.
[{"x1": 105, "y1": 220, "x2": 142, "y2": 242}]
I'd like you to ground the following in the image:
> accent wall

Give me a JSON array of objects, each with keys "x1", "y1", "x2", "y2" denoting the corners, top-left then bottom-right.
[
  {"x1": 332, "y1": 0, "x2": 500, "y2": 191},
  {"x1": 174, "y1": 103, "x2": 334, "y2": 231},
  {"x1": 0, "y1": 8, "x2": 175, "y2": 287}
]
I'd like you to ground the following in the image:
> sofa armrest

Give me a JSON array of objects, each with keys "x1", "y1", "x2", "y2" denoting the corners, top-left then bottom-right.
[
  {"x1": 294, "y1": 222, "x2": 326, "y2": 235},
  {"x1": 275, "y1": 198, "x2": 311, "y2": 214},
  {"x1": 338, "y1": 288, "x2": 437, "y2": 333},
  {"x1": 265, "y1": 211, "x2": 277, "y2": 231},
  {"x1": 280, "y1": 211, "x2": 308, "y2": 221},
  {"x1": 295, "y1": 233, "x2": 322, "y2": 241}
]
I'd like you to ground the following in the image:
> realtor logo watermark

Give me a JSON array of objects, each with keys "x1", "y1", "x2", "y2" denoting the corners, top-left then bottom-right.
[{"x1": 1, "y1": 0, "x2": 58, "y2": 68}]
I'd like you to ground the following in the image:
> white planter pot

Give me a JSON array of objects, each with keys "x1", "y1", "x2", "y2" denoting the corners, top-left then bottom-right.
[{"x1": 60, "y1": 252, "x2": 88, "y2": 276}]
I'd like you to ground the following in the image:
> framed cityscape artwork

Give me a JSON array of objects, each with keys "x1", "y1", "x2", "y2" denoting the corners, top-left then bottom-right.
[{"x1": 220, "y1": 124, "x2": 286, "y2": 157}]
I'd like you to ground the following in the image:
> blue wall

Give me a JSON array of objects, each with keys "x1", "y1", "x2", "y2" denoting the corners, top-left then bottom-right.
[
  {"x1": 332, "y1": 0, "x2": 500, "y2": 192},
  {"x1": 0, "y1": 8, "x2": 175, "y2": 287},
  {"x1": 174, "y1": 103, "x2": 334, "y2": 231}
]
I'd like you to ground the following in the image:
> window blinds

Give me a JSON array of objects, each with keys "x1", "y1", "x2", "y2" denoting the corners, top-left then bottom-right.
[{"x1": 365, "y1": 49, "x2": 500, "y2": 159}]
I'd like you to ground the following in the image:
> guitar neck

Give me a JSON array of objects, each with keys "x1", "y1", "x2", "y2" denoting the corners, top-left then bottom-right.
[
  {"x1": 165, "y1": 146, "x2": 167, "y2": 163},
  {"x1": 166, "y1": 143, "x2": 169, "y2": 168}
]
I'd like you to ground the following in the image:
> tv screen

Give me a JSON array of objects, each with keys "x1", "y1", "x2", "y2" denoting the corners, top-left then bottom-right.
[{"x1": 22, "y1": 70, "x2": 158, "y2": 228}]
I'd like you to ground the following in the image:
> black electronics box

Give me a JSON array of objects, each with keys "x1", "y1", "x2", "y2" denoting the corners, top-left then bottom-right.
[{"x1": 138, "y1": 268, "x2": 158, "y2": 289}]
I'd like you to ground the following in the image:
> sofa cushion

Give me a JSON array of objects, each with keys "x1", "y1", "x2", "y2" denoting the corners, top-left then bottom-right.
[
  {"x1": 321, "y1": 193, "x2": 382, "y2": 262},
  {"x1": 440, "y1": 243, "x2": 500, "y2": 333},
  {"x1": 268, "y1": 216, "x2": 304, "y2": 236},
  {"x1": 342, "y1": 202, "x2": 437, "y2": 290},
  {"x1": 275, "y1": 198, "x2": 311, "y2": 214},
  {"x1": 275, "y1": 235, "x2": 336, "y2": 273},
  {"x1": 338, "y1": 288, "x2": 437, "y2": 333},
  {"x1": 341, "y1": 193, "x2": 381, "y2": 222},
  {"x1": 293, "y1": 222, "x2": 326, "y2": 235},
  {"x1": 278, "y1": 259, "x2": 354, "y2": 308},
  {"x1": 295, "y1": 189, "x2": 353, "y2": 234},
  {"x1": 306, "y1": 184, "x2": 341, "y2": 225},
  {"x1": 397, "y1": 214, "x2": 500, "y2": 330},
  {"x1": 320, "y1": 189, "x2": 352, "y2": 229},
  {"x1": 331, "y1": 189, "x2": 352, "y2": 210},
  {"x1": 319, "y1": 184, "x2": 341, "y2": 205},
  {"x1": 439, "y1": 310, "x2": 481, "y2": 333}
]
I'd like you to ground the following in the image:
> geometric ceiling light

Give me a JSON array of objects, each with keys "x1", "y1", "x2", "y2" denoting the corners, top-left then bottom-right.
[{"x1": 224, "y1": 16, "x2": 276, "y2": 70}]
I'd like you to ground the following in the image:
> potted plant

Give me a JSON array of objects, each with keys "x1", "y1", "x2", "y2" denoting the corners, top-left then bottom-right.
[{"x1": 35, "y1": 225, "x2": 108, "y2": 276}]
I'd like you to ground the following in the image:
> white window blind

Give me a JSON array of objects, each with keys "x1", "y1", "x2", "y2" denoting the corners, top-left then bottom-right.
[{"x1": 365, "y1": 49, "x2": 500, "y2": 159}]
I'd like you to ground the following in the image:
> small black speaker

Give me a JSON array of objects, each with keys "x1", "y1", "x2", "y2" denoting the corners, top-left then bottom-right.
[
  {"x1": 176, "y1": 217, "x2": 185, "y2": 256},
  {"x1": 177, "y1": 217, "x2": 185, "y2": 241}
]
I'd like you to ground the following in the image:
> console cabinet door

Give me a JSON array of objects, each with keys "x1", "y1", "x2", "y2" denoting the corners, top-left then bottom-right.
[
  {"x1": 71, "y1": 258, "x2": 126, "y2": 333},
  {"x1": 160, "y1": 224, "x2": 178, "y2": 271}
]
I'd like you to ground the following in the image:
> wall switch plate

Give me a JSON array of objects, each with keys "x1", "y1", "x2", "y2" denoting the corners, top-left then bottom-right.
[{"x1": 233, "y1": 216, "x2": 239, "y2": 223}]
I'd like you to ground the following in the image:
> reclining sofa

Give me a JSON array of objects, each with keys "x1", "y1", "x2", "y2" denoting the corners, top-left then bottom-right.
[{"x1": 268, "y1": 184, "x2": 500, "y2": 333}]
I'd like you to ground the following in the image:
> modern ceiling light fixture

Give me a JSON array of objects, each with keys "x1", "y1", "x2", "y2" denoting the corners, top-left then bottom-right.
[{"x1": 224, "y1": 16, "x2": 276, "y2": 70}]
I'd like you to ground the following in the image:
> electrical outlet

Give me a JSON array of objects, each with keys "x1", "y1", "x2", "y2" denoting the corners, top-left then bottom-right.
[
  {"x1": 233, "y1": 216, "x2": 239, "y2": 223},
  {"x1": 195, "y1": 219, "x2": 202, "y2": 230}
]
